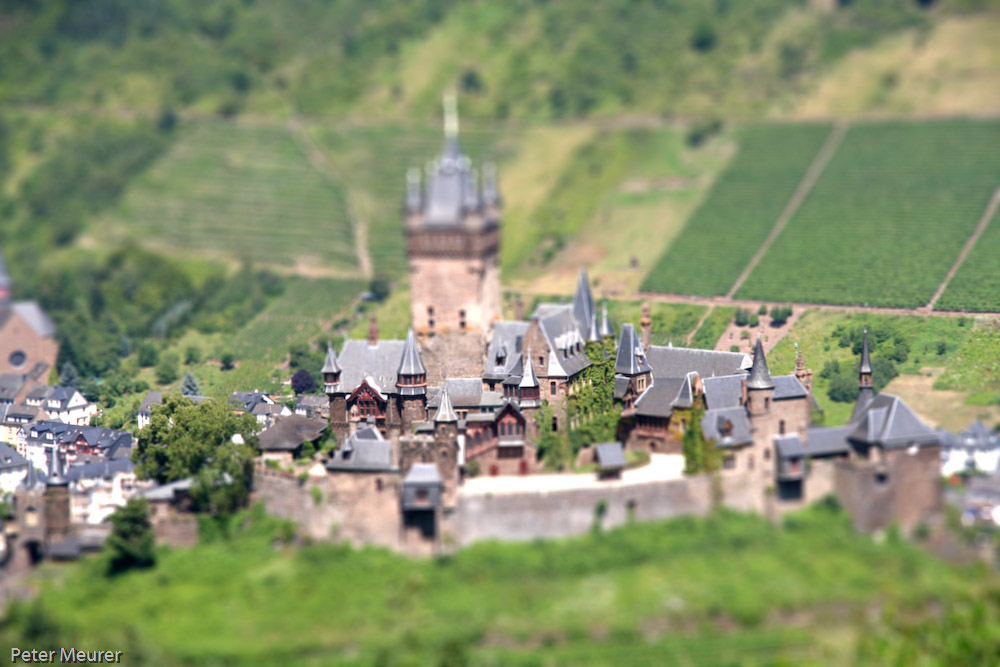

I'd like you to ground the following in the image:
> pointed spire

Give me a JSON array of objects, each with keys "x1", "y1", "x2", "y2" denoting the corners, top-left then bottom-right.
[
  {"x1": 47, "y1": 449, "x2": 68, "y2": 487},
  {"x1": 321, "y1": 343, "x2": 341, "y2": 374},
  {"x1": 587, "y1": 311, "x2": 601, "y2": 342},
  {"x1": 615, "y1": 324, "x2": 651, "y2": 376},
  {"x1": 434, "y1": 389, "x2": 458, "y2": 423},
  {"x1": 859, "y1": 329, "x2": 872, "y2": 375},
  {"x1": 746, "y1": 336, "x2": 774, "y2": 390},
  {"x1": 367, "y1": 314, "x2": 379, "y2": 347},
  {"x1": 398, "y1": 328, "x2": 427, "y2": 377},
  {"x1": 519, "y1": 353, "x2": 539, "y2": 388},
  {"x1": 572, "y1": 269, "x2": 595, "y2": 334},
  {"x1": 442, "y1": 90, "x2": 460, "y2": 159},
  {"x1": 599, "y1": 302, "x2": 613, "y2": 339},
  {"x1": 482, "y1": 162, "x2": 501, "y2": 208}
]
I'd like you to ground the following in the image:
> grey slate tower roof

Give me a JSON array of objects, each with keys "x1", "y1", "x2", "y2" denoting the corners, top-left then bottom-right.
[
  {"x1": 853, "y1": 386, "x2": 875, "y2": 423},
  {"x1": 47, "y1": 450, "x2": 68, "y2": 487},
  {"x1": 519, "y1": 354, "x2": 539, "y2": 389},
  {"x1": 434, "y1": 389, "x2": 458, "y2": 423},
  {"x1": 321, "y1": 344, "x2": 341, "y2": 374},
  {"x1": 572, "y1": 269, "x2": 595, "y2": 334},
  {"x1": 614, "y1": 324, "x2": 652, "y2": 376},
  {"x1": 587, "y1": 311, "x2": 601, "y2": 342},
  {"x1": 859, "y1": 329, "x2": 872, "y2": 374},
  {"x1": 397, "y1": 328, "x2": 427, "y2": 376},
  {"x1": 598, "y1": 303, "x2": 613, "y2": 339},
  {"x1": 746, "y1": 336, "x2": 775, "y2": 390}
]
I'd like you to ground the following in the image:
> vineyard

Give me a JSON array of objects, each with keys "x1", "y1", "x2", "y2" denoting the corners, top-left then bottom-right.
[
  {"x1": 736, "y1": 120, "x2": 1000, "y2": 308},
  {"x1": 640, "y1": 124, "x2": 832, "y2": 296},
  {"x1": 97, "y1": 121, "x2": 358, "y2": 273},
  {"x1": 230, "y1": 277, "x2": 363, "y2": 362},
  {"x1": 936, "y1": 202, "x2": 1000, "y2": 312}
]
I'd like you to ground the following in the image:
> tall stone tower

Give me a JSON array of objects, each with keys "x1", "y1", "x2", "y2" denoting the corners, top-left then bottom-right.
[{"x1": 405, "y1": 93, "x2": 501, "y2": 337}]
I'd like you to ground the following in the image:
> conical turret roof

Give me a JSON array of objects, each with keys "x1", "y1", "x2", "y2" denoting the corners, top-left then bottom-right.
[
  {"x1": 598, "y1": 303, "x2": 613, "y2": 338},
  {"x1": 47, "y1": 450, "x2": 68, "y2": 487},
  {"x1": 321, "y1": 343, "x2": 341, "y2": 374},
  {"x1": 746, "y1": 336, "x2": 774, "y2": 390},
  {"x1": 572, "y1": 269, "x2": 595, "y2": 334},
  {"x1": 519, "y1": 354, "x2": 539, "y2": 388},
  {"x1": 859, "y1": 329, "x2": 872, "y2": 374},
  {"x1": 587, "y1": 311, "x2": 601, "y2": 342},
  {"x1": 615, "y1": 324, "x2": 652, "y2": 376},
  {"x1": 434, "y1": 389, "x2": 458, "y2": 423},
  {"x1": 397, "y1": 328, "x2": 427, "y2": 377}
]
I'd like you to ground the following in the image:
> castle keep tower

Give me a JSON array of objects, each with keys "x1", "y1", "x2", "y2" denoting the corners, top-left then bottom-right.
[{"x1": 405, "y1": 94, "x2": 501, "y2": 337}]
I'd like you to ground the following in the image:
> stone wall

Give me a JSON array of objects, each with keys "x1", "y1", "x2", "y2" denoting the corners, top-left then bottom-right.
[{"x1": 449, "y1": 471, "x2": 762, "y2": 545}]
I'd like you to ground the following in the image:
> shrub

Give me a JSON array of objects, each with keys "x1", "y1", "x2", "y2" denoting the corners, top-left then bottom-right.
[
  {"x1": 291, "y1": 369, "x2": 317, "y2": 395},
  {"x1": 185, "y1": 346, "x2": 201, "y2": 365},
  {"x1": 220, "y1": 351, "x2": 236, "y2": 370},
  {"x1": 105, "y1": 499, "x2": 156, "y2": 576},
  {"x1": 155, "y1": 352, "x2": 180, "y2": 385}
]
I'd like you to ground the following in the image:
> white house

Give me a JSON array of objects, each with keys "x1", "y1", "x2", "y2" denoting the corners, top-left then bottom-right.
[
  {"x1": 941, "y1": 421, "x2": 1000, "y2": 477},
  {"x1": 0, "y1": 442, "x2": 28, "y2": 495},
  {"x1": 24, "y1": 385, "x2": 97, "y2": 426}
]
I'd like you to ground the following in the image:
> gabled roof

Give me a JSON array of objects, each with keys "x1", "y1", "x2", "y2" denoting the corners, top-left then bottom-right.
[
  {"x1": 138, "y1": 391, "x2": 164, "y2": 415},
  {"x1": 65, "y1": 457, "x2": 133, "y2": 482},
  {"x1": 258, "y1": 415, "x2": 326, "y2": 452},
  {"x1": 645, "y1": 346, "x2": 750, "y2": 380},
  {"x1": 773, "y1": 376, "x2": 808, "y2": 400},
  {"x1": 634, "y1": 377, "x2": 687, "y2": 418},
  {"x1": 337, "y1": 339, "x2": 406, "y2": 395},
  {"x1": 403, "y1": 463, "x2": 442, "y2": 486},
  {"x1": 0, "y1": 442, "x2": 27, "y2": 470},
  {"x1": 434, "y1": 389, "x2": 458, "y2": 423},
  {"x1": 401, "y1": 463, "x2": 442, "y2": 510},
  {"x1": 326, "y1": 425, "x2": 395, "y2": 473},
  {"x1": 321, "y1": 344, "x2": 341, "y2": 374},
  {"x1": 0, "y1": 373, "x2": 25, "y2": 401},
  {"x1": 428, "y1": 379, "x2": 483, "y2": 408},
  {"x1": 537, "y1": 305, "x2": 591, "y2": 378},
  {"x1": 805, "y1": 425, "x2": 852, "y2": 457},
  {"x1": 774, "y1": 434, "x2": 805, "y2": 459},
  {"x1": 848, "y1": 394, "x2": 940, "y2": 449},
  {"x1": 483, "y1": 321, "x2": 530, "y2": 380},
  {"x1": 595, "y1": 442, "x2": 626, "y2": 469},
  {"x1": 701, "y1": 407, "x2": 753, "y2": 448},
  {"x1": 746, "y1": 337, "x2": 774, "y2": 390},
  {"x1": 703, "y1": 375, "x2": 743, "y2": 409},
  {"x1": 397, "y1": 328, "x2": 427, "y2": 377}
]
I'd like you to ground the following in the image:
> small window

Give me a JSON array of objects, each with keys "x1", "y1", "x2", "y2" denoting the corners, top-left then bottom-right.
[
  {"x1": 538, "y1": 356, "x2": 544, "y2": 367},
  {"x1": 427, "y1": 306, "x2": 435, "y2": 316},
  {"x1": 875, "y1": 471, "x2": 889, "y2": 485},
  {"x1": 764, "y1": 448, "x2": 771, "y2": 461},
  {"x1": 375, "y1": 478, "x2": 383, "y2": 491},
  {"x1": 723, "y1": 454, "x2": 736, "y2": 470},
  {"x1": 764, "y1": 397, "x2": 770, "y2": 409},
  {"x1": 551, "y1": 416, "x2": 558, "y2": 432},
  {"x1": 550, "y1": 381, "x2": 557, "y2": 396},
  {"x1": 779, "y1": 420, "x2": 785, "y2": 435}
]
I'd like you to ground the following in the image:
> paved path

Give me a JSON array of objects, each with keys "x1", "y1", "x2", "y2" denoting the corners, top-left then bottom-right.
[
  {"x1": 924, "y1": 187, "x2": 1000, "y2": 312},
  {"x1": 461, "y1": 454, "x2": 685, "y2": 496},
  {"x1": 726, "y1": 122, "x2": 847, "y2": 299}
]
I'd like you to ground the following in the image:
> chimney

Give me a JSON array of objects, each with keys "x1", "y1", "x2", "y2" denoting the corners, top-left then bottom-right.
[
  {"x1": 640, "y1": 302, "x2": 652, "y2": 350},
  {"x1": 367, "y1": 314, "x2": 379, "y2": 347},
  {"x1": 514, "y1": 297, "x2": 525, "y2": 321}
]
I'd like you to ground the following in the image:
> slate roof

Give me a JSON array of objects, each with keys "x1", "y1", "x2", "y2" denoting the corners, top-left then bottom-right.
[
  {"x1": 595, "y1": 442, "x2": 626, "y2": 469},
  {"x1": 326, "y1": 425, "x2": 396, "y2": 472},
  {"x1": 859, "y1": 330, "x2": 872, "y2": 374},
  {"x1": 258, "y1": 415, "x2": 326, "y2": 452},
  {"x1": 645, "y1": 346, "x2": 750, "y2": 380},
  {"x1": 519, "y1": 356, "x2": 539, "y2": 388},
  {"x1": 12, "y1": 301, "x2": 56, "y2": 337},
  {"x1": 805, "y1": 426, "x2": 852, "y2": 457},
  {"x1": 420, "y1": 122, "x2": 487, "y2": 227},
  {"x1": 321, "y1": 344, "x2": 341, "y2": 374},
  {"x1": 25, "y1": 421, "x2": 133, "y2": 459},
  {"x1": 773, "y1": 376, "x2": 808, "y2": 400},
  {"x1": 138, "y1": 391, "x2": 163, "y2": 415},
  {"x1": 951, "y1": 421, "x2": 1000, "y2": 450},
  {"x1": 701, "y1": 407, "x2": 753, "y2": 448},
  {"x1": 428, "y1": 379, "x2": 484, "y2": 408},
  {"x1": 572, "y1": 269, "x2": 595, "y2": 335},
  {"x1": 538, "y1": 305, "x2": 590, "y2": 378},
  {"x1": 615, "y1": 324, "x2": 651, "y2": 376},
  {"x1": 65, "y1": 457, "x2": 133, "y2": 482},
  {"x1": 703, "y1": 375, "x2": 743, "y2": 409},
  {"x1": 142, "y1": 477, "x2": 195, "y2": 502},
  {"x1": 0, "y1": 373, "x2": 25, "y2": 401},
  {"x1": 397, "y1": 328, "x2": 427, "y2": 377},
  {"x1": 401, "y1": 463, "x2": 443, "y2": 510},
  {"x1": 613, "y1": 376, "x2": 631, "y2": 400},
  {"x1": 403, "y1": 463, "x2": 442, "y2": 485},
  {"x1": 634, "y1": 377, "x2": 687, "y2": 418},
  {"x1": 852, "y1": 386, "x2": 875, "y2": 423},
  {"x1": 746, "y1": 337, "x2": 774, "y2": 390},
  {"x1": 0, "y1": 442, "x2": 27, "y2": 470},
  {"x1": 774, "y1": 434, "x2": 805, "y2": 459},
  {"x1": 434, "y1": 389, "x2": 458, "y2": 422},
  {"x1": 848, "y1": 394, "x2": 940, "y2": 449},
  {"x1": 599, "y1": 303, "x2": 613, "y2": 339},
  {"x1": 483, "y1": 321, "x2": 530, "y2": 380},
  {"x1": 337, "y1": 339, "x2": 406, "y2": 394}
]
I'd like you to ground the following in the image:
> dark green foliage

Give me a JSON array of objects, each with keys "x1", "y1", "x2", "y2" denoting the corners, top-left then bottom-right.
[
  {"x1": 368, "y1": 275, "x2": 391, "y2": 302},
  {"x1": 821, "y1": 357, "x2": 897, "y2": 403},
  {"x1": 184, "y1": 345, "x2": 201, "y2": 365},
  {"x1": 758, "y1": 304, "x2": 768, "y2": 315},
  {"x1": 133, "y1": 394, "x2": 259, "y2": 514},
  {"x1": 58, "y1": 361, "x2": 79, "y2": 388},
  {"x1": 291, "y1": 368, "x2": 316, "y2": 395},
  {"x1": 691, "y1": 307, "x2": 737, "y2": 349},
  {"x1": 155, "y1": 351, "x2": 180, "y2": 385},
  {"x1": 690, "y1": 20, "x2": 718, "y2": 53},
  {"x1": 220, "y1": 351, "x2": 236, "y2": 370},
  {"x1": 299, "y1": 440, "x2": 316, "y2": 462},
  {"x1": 535, "y1": 401, "x2": 567, "y2": 469},
  {"x1": 749, "y1": 313, "x2": 760, "y2": 327},
  {"x1": 685, "y1": 117, "x2": 723, "y2": 147},
  {"x1": 136, "y1": 341, "x2": 159, "y2": 368},
  {"x1": 568, "y1": 340, "x2": 618, "y2": 454},
  {"x1": 105, "y1": 498, "x2": 156, "y2": 576},
  {"x1": 180, "y1": 371, "x2": 201, "y2": 397},
  {"x1": 769, "y1": 306, "x2": 793, "y2": 326},
  {"x1": 734, "y1": 308, "x2": 751, "y2": 327},
  {"x1": 682, "y1": 406, "x2": 718, "y2": 474}
]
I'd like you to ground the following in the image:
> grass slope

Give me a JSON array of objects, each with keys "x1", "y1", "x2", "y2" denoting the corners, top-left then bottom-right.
[
  {"x1": 1, "y1": 504, "x2": 986, "y2": 665},
  {"x1": 95, "y1": 121, "x2": 357, "y2": 273},
  {"x1": 641, "y1": 123, "x2": 831, "y2": 296},
  {"x1": 737, "y1": 120, "x2": 1000, "y2": 308}
]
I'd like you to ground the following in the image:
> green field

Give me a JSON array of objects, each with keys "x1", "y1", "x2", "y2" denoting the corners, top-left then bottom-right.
[
  {"x1": 641, "y1": 124, "x2": 832, "y2": 296},
  {"x1": 96, "y1": 121, "x2": 358, "y2": 273},
  {"x1": 736, "y1": 120, "x2": 1000, "y2": 308},
  {"x1": 691, "y1": 306, "x2": 739, "y2": 350},
  {"x1": 2, "y1": 503, "x2": 993, "y2": 665},
  {"x1": 936, "y1": 203, "x2": 1000, "y2": 312}
]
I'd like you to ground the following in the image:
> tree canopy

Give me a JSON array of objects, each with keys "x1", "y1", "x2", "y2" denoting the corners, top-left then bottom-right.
[
  {"x1": 105, "y1": 497, "x2": 156, "y2": 576},
  {"x1": 133, "y1": 394, "x2": 260, "y2": 514}
]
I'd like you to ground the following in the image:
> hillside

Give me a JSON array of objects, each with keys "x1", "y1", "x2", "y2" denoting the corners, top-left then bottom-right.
[{"x1": 2, "y1": 503, "x2": 997, "y2": 665}]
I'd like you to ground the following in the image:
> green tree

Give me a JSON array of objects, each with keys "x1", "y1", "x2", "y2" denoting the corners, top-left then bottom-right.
[
  {"x1": 184, "y1": 345, "x2": 201, "y2": 365},
  {"x1": 137, "y1": 341, "x2": 159, "y2": 367},
  {"x1": 133, "y1": 395, "x2": 259, "y2": 514},
  {"x1": 220, "y1": 351, "x2": 236, "y2": 370},
  {"x1": 180, "y1": 371, "x2": 201, "y2": 397},
  {"x1": 59, "y1": 361, "x2": 79, "y2": 388},
  {"x1": 155, "y1": 351, "x2": 180, "y2": 385},
  {"x1": 105, "y1": 498, "x2": 156, "y2": 576}
]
